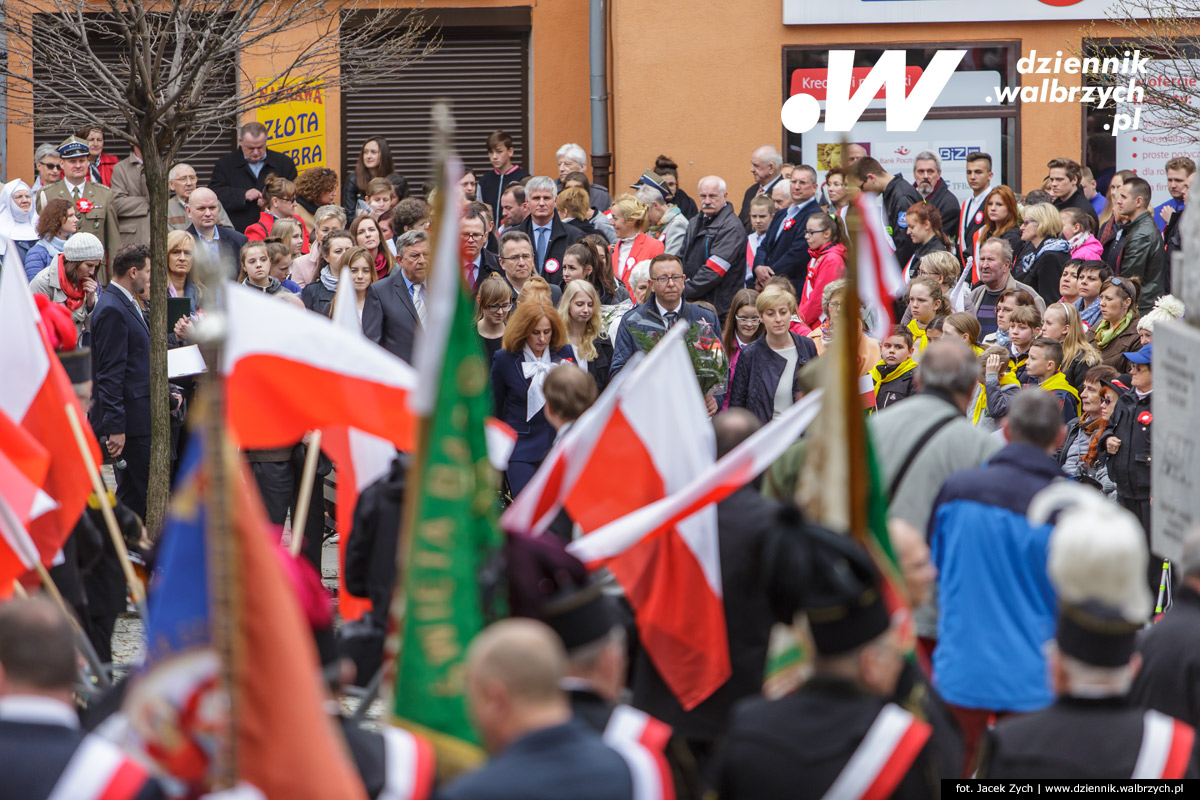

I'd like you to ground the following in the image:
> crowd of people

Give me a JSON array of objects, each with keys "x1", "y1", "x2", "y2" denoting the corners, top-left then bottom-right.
[{"x1": 3, "y1": 118, "x2": 1200, "y2": 798}]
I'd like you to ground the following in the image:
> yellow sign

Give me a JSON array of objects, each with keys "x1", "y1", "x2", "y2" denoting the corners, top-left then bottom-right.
[{"x1": 255, "y1": 79, "x2": 327, "y2": 170}]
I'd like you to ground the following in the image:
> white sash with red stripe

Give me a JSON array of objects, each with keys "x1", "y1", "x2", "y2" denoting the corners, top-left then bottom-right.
[
  {"x1": 958, "y1": 198, "x2": 971, "y2": 260},
  {"x1": 379, "y1": 726, "x2": 436, "y2": 800},
  {"x1": 705, "y1": 255, "x2": 730, "y2": 277},
  {"x1": 1132, "y1": 710, "x2": 1195, "y2": 779},
  {"x1": 820, "y1": 703, "x2": 931, "y2": 800},
  {"x1": 603, "y1": 704, "x2": 676, "y2": 800},
  {"x1": 46, "y1": 734, "x2": 149, "y2": 800}
]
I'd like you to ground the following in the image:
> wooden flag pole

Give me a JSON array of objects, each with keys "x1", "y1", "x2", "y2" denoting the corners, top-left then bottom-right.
[
  {"x1": 288, "y1": 431, "x2": 323, "y2": 558},
  {"x1": 12, "y1": 580, "x2": 27, "y2": 598},
  {"x1": 63, "y1": 402, "x2": 147, "y2": 610}
]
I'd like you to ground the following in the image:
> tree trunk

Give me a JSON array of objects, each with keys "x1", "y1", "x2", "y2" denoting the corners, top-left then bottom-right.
[{"x1": 141, "y1": 145, "x2": 172, "y2": 535}]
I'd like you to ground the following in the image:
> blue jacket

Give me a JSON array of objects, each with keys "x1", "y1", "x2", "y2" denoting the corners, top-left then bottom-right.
[
  {"x1": 436, "y1": 719, "x2": 633, "y2": 800},
  {"x1": 609, "y1": 300, "x2": 720, "y2": 380},
  {"x1": 23, "y1": 237, "x2": 64, "y2": 282},
  {"x1": 491, "y1": 345, "x2": 575, "y2": 465},
  {"x1": 727, "y1": 332, "x2": 818, "y2": 424},
  {"x1": 929, "y1": 442, "x2": 1064, "y2": 713},
  {"x1": 90, "y1": 284, "x2": 151, "y2": 438}
]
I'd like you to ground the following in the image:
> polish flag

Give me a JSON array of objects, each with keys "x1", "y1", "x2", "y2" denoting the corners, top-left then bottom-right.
[
  {"x1": 320, "y1": 270, "x2": 402, "y2": 622},
  {"x1": 566, "y1": 389, "x2": 823, "y2": 568},
  {"x1": 502, "y1": 324, "x2": 729, "y2": 710},
  {"x1": 0, "y1": 407, "x2": 57, "y2": 592},
  {"x1": 223, "y1": 282, "x2": 418, "y2": 453},
  {"x1": 0, "y1": 247, "x2": 100, "y2": 560},
  {"x1": 854, "y1": 194, "x2": 906, "y2": 341}
]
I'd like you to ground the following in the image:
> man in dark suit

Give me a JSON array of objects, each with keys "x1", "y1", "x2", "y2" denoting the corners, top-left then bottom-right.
[
  {"x1": 611, "y1": 253, "x2": 719, "y2": 382},
  {"x1": 185, "y1": 187, "x2": 248, "y2": 280},
  {"x1": 363, "y1": 229, "x2": 428, "y2": 364},
  {"x1": 438, "y1": 619, "x2": 634, "y2": 800},
  {"x1": 518, "y1": 176, "x2": 582, "y2": 284},
  {"x1": 0, "y1": 597, "x2": 165, "y2": 799},
  {"x1": 209, "y1": 121, "x2": 298, "y2": 232},
  {"x1": 752, "y1": 165, "x2": 824, "y2": 292},
  {"x1": 461, "y1": 210, "x2": 503, "y2": 292},
  {"x1": 914, "y1": 151, "x2": 961, "y2": 240},
  {"x1": 90, "y1": 244, "x2": 152, "y2": 521},
  {"x1": 737, "y1": 145, "x2": 786, "y2": 231}
]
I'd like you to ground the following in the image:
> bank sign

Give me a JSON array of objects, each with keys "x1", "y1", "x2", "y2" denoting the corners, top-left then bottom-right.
[{"x1": 783, "y1": 0, "x2": 1159, "y2": 25}]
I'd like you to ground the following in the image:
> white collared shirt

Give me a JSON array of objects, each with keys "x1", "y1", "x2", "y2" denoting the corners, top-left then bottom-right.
[{"x1": 0, "y1": 695, "x2": 79, "y2": 728}]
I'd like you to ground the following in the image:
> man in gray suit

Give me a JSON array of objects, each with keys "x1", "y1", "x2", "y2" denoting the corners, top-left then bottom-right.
[{"x1": 362, "y1": 229, "x2": 429, "y2": 364}]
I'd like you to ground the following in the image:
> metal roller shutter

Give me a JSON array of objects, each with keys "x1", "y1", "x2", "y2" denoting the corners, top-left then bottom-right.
[
  {"x1": 31, "y1": 15, "x2": 236, "y2": 183},
  {"x1": 342, "y1": 29, "x2": 529, "y2": 198}
]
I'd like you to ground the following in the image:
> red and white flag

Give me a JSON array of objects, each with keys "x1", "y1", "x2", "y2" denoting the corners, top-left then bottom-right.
[
  {"x1": 0, "y1": 247, "x2": 100, "y2": 560},
  {"x1": 854, "y1": 194, "x2": 905, "y2": 341},
  {"x1": 567, "y1": 389, "x2": 822, "y2": 567},
  {"x1": 501, "y1": 324, "x2": 729, "y2": 710},
  {"x1": 223, "y1": 282, "x2": 418, "y2": 452},
  {"x1": 0, "y1": 408, "x2": 57, "y2": 590},
  {"x1": 320, "y1": 269, "x2": 402, "y2": 621}
]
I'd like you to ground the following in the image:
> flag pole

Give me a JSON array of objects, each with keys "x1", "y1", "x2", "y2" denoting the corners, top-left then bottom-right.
[
  {"x1": 62, "y1": 402, "x2": 148, "y2": 615},
  {"x1": 193, "y1": 245, "x2": 241, "y2": 791},
  {"x1": 288, "y1": 430, "x2": 323, "y2": 558},
  {"x1": 838, "y1": 140, "x2": 870, "y2": 541},
  {"x1": 32, "y1": 561, "x2": 113, "y2": 688}
]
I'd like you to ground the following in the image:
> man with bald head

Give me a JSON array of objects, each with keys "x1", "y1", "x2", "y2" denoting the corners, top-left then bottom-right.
[
  {"x1": 440, "y1": 619, "x2": 634, "y2": 800},
  {"x1": 681, "y1": 175, "x2": 748, "y2": 320},
  {"x1": 185, "y1": 185, "x2": 248, "y2": 279},
  {"x1": 739, "y1": 144, "x2": 786, "y2": 230}
]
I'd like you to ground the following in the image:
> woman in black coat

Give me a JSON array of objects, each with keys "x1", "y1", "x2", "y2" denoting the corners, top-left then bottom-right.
[
  {"x1": 301, "y1": 230, "x2": 354, "y2": 316},
  {"x1": 728, "y1": 285, "x2": 819, "y2": 424},
  {"x1": 344, "y1": 138, "x2": 408, "y2": 220},
  {"x1": 1015, "y1": 202, "x2": 1072, "y2": 306},
  {"x1": 558, "y1": 278, "x2": 612, "y2": 393},
  {"x1": 492, "y1": 300, "x2": 576, "y2": 496}
]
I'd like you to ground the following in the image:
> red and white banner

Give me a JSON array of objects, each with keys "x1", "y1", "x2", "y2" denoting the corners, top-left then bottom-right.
[
  {"x1": 603, "y1": 704, "x2": 675, "y2": 800},
  {"x1": 0, "y1": 246, "x2": 99, "y2": 561},
  {"x1": 45, "y1": 733, "x2": 151, "y2": 800},
  {"x1": 1133, "y1": 710, "x2": 1194, "y2": 780},
  {"x1": 223, "y1": 282, "x2": 418, "y2": 452},
  {"x1": 501, "y1": 324, "x2": 729, "y2": 710},
  {"x1": 853, "y1": 194, "x2": 906, "y2": 341},
  {"x1": 566, "y1": 388, "x2": 822, "y2": 568},
  {"x1": 379, "y1": 725, "x2": 435, "y2": 800},
  {"x1": 821, "y1": 703, "x2": 931, "y2": 800}
]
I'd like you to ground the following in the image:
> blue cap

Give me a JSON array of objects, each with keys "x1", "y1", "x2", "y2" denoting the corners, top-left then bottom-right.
[
  {"x1": 57, "y1": 136, "x2": 89, "y2": 159},
  {"x1": 630, "y1": 171, "x2": 667, "y2": 202},
  {"x1": 1125, "y1": 343, "x2": 1153, "y2": 365}
]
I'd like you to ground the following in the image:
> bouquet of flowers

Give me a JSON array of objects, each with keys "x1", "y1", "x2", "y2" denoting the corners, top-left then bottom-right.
[{"x1": 631, "y1": 319, "x2": 729, "y2": 396}]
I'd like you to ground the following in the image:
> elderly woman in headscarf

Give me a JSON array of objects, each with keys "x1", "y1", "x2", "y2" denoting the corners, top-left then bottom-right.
[{"x1": 0, "y1": 179, "x2": 40, "y2": 267}]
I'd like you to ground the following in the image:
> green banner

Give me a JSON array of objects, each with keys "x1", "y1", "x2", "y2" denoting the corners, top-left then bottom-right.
[{"x1": 389, "y1": 254, "x2": 505, "y2": 766}]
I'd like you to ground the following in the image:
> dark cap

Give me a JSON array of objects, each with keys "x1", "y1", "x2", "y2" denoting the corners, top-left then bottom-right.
[
  {"x1": 543, "y1": 582, "x2": 618, "y2": 652},
  {"x1": 57, "y1": 136, "x2": 90, "y2": 159},
  {"x1": 804, "y1": 524, "x2": 891, "y2": 655},
  {"x1": 57, "y1": 348, "x2": 92, "y2": 385},
  {"x1": 631, "y1": 171, "x2": 668, "y2": 202},
  {"x1": 1057, "y1": 600, "x2": 1140, "y2": 667},
  {"x1": 1101, "y1": 374, "x2": 1131, "y2": 395}
]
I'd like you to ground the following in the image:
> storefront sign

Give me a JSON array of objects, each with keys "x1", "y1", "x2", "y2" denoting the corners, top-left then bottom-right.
[
  {"x1": 783, "y1": 0, "x2": 1158, "y2": 25},
  {"x1": 255, "y1": 78, "x2": 327, "y2": 169},
  {"x1": 1114, "y1": 58, "x2": 1200, "y2": 200}
]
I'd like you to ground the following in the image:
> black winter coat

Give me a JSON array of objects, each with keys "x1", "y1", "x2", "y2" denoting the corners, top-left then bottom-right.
[
  {"x1": 727, "y1": 333, "x2": 819, "y2": 424},
  {"x1": 1101, "y1": 389, "x2": 1152, "y2": 500},
  {"x1": 345, "y1": 455, "x2": 406, "y2": 630}
]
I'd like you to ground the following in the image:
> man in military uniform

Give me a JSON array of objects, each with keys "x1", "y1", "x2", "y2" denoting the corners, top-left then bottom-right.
[
  {"x1": 544, "y1": 579, "x2": 701, "y2": 799},
  {"x1": 978, "y1": 491, "x2": 1197, "y2": 779},
  {"x1": 0, "y1": 597, "x2": 166, "y2": 799},
  {"x1": 711, "y1": 526, "x2": 946, "y2": 800},
  {"x1": 37, "y1": 136, "x2": 121, "y2": 285}
]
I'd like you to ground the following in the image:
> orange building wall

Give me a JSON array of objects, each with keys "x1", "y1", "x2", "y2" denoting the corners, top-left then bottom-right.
[
  {"x1": 5, "y1": 0, "x2": 594, "y2": 187},
  {"x1": 609, "y1": 0, "x2": 1127, "y2": 195}
]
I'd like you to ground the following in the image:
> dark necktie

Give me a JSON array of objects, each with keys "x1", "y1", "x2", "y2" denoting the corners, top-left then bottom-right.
[{"x1": 664, "y1": 311, "x2": 679, "y2": 327}]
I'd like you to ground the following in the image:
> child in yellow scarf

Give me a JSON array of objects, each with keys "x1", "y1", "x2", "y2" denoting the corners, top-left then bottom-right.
[{"x1": 1025, "y1": 337, "x2": 1081, "y2": 423}]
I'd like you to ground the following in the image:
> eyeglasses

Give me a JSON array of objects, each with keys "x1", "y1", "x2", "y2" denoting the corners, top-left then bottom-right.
[
  {"x1": 484, "y1": 302, "x2": 513, "y2": 312},
  {"x1": 500, "y1": 254, "x2": 533, "y2": 263},
  {"x1": 39, "y1": 162, "x2": 63, "y2": 171},
  {"x1": 735, "y1": 316, "x2": 760, "y2": 325},
  {"x1": 651, "y1": 274, "x2": 686, "y2": 285},
  {"x1": 461, "y1": 233, "x2": 486, "y2": 241},
  {"x1": 803, "y1": 229, "x2": 826, "y2": 237},
  {"x1": 278, "y1": 196, "x2": 296, "y2": 203},
  {"x1": 1020, "y1": 219, "x2": 1037, "y2": 226}
]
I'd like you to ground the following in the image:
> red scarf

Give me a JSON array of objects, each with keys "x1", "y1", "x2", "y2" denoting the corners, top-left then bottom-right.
[
  {"x1": 374, "y1": 252, "x2": 389, "y2": 279},
  {"x1": 56, "y1": 255, "x2": 85, "y2": 311}
]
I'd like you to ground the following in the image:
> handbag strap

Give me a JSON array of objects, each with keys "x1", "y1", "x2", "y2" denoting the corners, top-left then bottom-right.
[{"x1": 887, "y1": 412, "x2": 959, "y2": 501}]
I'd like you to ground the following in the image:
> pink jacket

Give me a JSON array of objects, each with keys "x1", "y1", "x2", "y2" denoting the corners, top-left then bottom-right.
[
  {"x1": 799, "y1": 242, "x2": 847, "y2": 327},
  {"x1": 1069, "y1": 233, "x2": 1103, "y2": 261}
]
